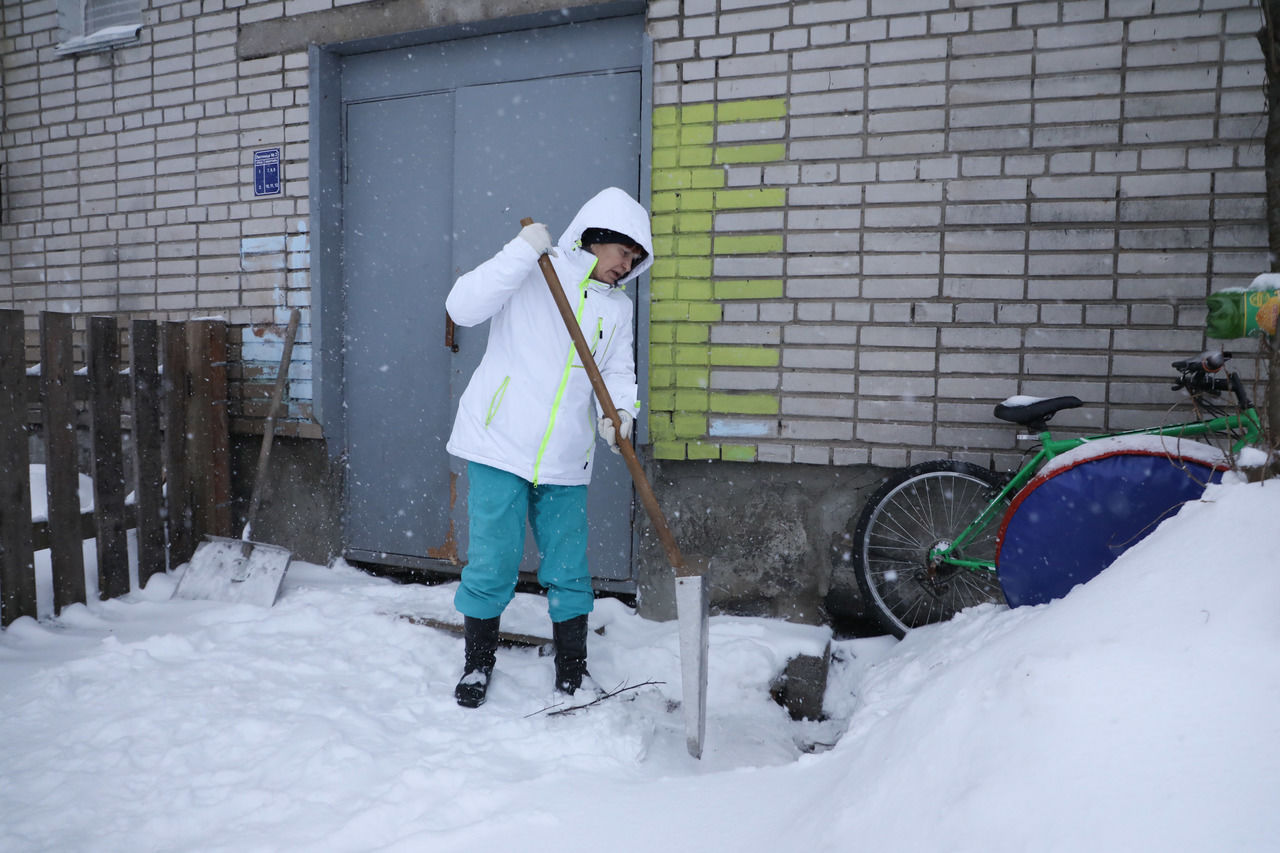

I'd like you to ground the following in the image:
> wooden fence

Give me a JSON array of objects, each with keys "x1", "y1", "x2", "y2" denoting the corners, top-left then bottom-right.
[{"x1": 0, "y1": 311, "x2": 232, "y2": 627}]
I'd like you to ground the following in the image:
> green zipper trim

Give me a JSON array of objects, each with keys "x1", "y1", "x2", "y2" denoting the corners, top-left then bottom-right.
[
  {"x1": 533, "y1": 260, "x2": 595, "y2": 485},
  {"x1": 485, "y1": 376, "x2": 510, "y2": 426}
]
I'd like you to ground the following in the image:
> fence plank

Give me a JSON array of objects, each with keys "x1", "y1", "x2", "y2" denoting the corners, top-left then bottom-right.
[
  {"x1": 187, "y1": 320, "x2": 232, "y2": 540},
  {"x1": 41, "y1": 312, "x2": 86, "y2": 613},
  {"x1": 88, "y1": 316, "x2": 130, "y2": 600},
  {"x1": 131, "y1": 320, "x2": 166, "y2": 587},
  {"x1": 0, "y1": 310, "x2": 37, "y2": 626},
  {"x1": 163, "y1": 323, "x2": 194, "y2": 566}
]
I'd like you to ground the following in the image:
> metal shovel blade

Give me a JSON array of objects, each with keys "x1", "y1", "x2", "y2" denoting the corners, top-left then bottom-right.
[
  {"x1": 675, "y1": 567, "x2": 710, "y2": 759},
  {"x1": 171, "y1": 536, "x2": 292, "y2": 607}
]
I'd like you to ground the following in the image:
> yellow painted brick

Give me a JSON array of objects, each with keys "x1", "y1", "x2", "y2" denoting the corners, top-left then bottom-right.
[
  {"x1": 675, "y1": 345, "x2": 710, "y2": 365},
  {"x1": 650, "y1": 344, "x2": 675, "y2": 365},
  {"x1": 653, "y1": 126, "x2": 679, "y2": 148},
  {"x1": 675, "y1": 323, "x2": 708, "y2": 343},
  {"x1": 676, "y1": 235, "x2": 712, "y2": 256},
  {"x1": 689, "y1": 302, "x2": 723, "y2": 323},
  {"x1": 653, "y1": 148, "x2": 679, "y2": 169},
  {"x1": 650, "y1": 323, "x2": 676, "y2": 343},
  {"x1": 718, "y1": 97, "x2": 787, "y2": 122},
  {"x1": 650, "y1": 192, "x2": 679, "y2": 213},
  {"x1": 675, "y1": 367, "x2": 709, "y2": 388},
  {"x1": 690, "y1": 168, "x2": 726, "y2": 189},
  {"x1": 653, "y1": 106, "x2": 679, "y2": 126},
  {"x1": 680, "y1": 125, "x2": 714, "y2": 146},
  {"x1": 681, "y1": 103, "x2": 715, "y2": 124},
  {"x1": 687, "y1": 441, "x2": 721, "y2": 460},
  {"x1": 678, "y1": 257, "x2": 712, "y2": 278},
  {"x1": 676, "y1": 190, "x2": 716, "y2": 211},
  {"x1": 652, "y1": 235, "x2": 676, "y2": 256},
  {"x1": 654, "y1": 441, "x2": 687, "y2": 460},
  {"x1": 675, "y1": 212, "x2": 712, "y2": 232},
  {"x1": 709, "y1": 392, "x2": 779, "y2": 415},
  {"x1": 651, "y1": 215, "x2": 675, "y2": 236},
  {"x1": 721, "y1": 444, "x2": 757, "y2": 462},
  {"x1": 714, "y1": 143, "x2": 786, "y2": 164},
  {"x1": 650, "y1": 301, "x2": 690, "y2": 321},
  {"x1": 679, "y1": 147, "x2": 714, "y2": 167},
  {"x1": 650, "y1": 278, "x2": 678, "y2": 300},
  {"x1": 653, "y1": 170, "x2": 692, "y2": 191},
  {"x1": 677, "y1": 279, "x2": 713, "y2": 301},
  {"x1": 675, "y1": 389, "x2": 707, "y2": 409},
  {"x1": 650, "y1": 366, "x2": 675, "y2": 387},
  {"x1": 672, "y1": 413, "x2": 707, "y2": 438}
]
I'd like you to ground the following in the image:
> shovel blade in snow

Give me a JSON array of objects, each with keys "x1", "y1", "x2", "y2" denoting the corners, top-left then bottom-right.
[
  {"x1": 675, "y1": 565, "x2": 710, "y2": 759},
  {"x1": 171, "y1": 536, "x2": 292, "y2": 607}
]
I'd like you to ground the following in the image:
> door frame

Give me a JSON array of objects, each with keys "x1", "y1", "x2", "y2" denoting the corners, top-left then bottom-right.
[{"x1": 308, "y1": 4, "x2": 653, "y2": 592}]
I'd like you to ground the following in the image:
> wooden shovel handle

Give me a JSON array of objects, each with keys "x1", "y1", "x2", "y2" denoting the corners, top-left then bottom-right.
[
  {"x1": 521, "y1": 217, "x2": 689, "y2": 575},
  {"x1": 243, "y1": 308, "x2": 300, "y2": 534}
]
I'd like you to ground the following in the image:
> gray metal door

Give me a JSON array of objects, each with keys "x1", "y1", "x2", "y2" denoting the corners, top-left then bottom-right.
[{"x1": 339, "y1": 19, "x2": 643, "y2": 585}]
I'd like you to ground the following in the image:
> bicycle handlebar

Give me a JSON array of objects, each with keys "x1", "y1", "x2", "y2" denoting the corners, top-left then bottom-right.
[{"x1": 1171, "y1": 350, "x2": 1252, "y2": 409}]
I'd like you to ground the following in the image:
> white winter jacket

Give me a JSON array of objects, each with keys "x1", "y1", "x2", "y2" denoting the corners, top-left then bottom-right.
[{"x1": 445, "y1": 187, "x2": 654, "y2": 486}]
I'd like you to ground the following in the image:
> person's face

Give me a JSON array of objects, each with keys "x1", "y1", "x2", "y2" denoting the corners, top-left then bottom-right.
[{"x1": 588, "y1": 243, "x2": 644, "y2": 285}]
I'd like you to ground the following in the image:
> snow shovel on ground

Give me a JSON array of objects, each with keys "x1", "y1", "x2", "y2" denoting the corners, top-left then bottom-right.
[
  {"x1": 523, "y1": 218, "x2": 710, "y2": 759},
  {"x1": 172, "y1": 309, "x2": 301, "y2": 608}
]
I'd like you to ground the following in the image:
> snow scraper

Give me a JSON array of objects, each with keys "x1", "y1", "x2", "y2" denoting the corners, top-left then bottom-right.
[
  {"x1": 172, "y1": 309, "x2": 301, "y2": 608},
  {"x1": 524, "y1": 218, "x2": 710, "y2": 759}
]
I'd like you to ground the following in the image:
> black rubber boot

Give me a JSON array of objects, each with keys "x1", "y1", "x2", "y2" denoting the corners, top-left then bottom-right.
[
  {"x1": 454, "y1": 616, "x2": 500, "y2": 708},
  {"x1": 552, "y1": 614, "x2": 590, "y2": 694}
]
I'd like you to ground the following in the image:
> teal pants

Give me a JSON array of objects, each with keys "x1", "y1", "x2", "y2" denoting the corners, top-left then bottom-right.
[{"x1": 453, "y1": 462, "x2": 594, "y2": 623}]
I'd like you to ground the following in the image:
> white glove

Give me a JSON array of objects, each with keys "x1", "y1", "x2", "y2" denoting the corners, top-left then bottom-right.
[
  {"x1": 597, "y1": 410, "x2": 633, "y2": 454},
  {"x1": 518, "y1": 222, "x2": 556, "y2": 257}
]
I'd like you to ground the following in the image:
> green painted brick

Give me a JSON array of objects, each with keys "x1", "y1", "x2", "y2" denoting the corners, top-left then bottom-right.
[
  {"x1": 648, "y1": 414, "x2": 676, "y2": 440},
  {"x1": 651, "y1": 192, "x2": 679, "y2": 213},
  {"x1": 652, "y1": 235, "x2": 676, "y2": 256},
  {"x1": 649, "y1": 278, "x2": 678, "y2": 300},
  {"x1": 649, "y1": 344, "x2": 675, "y2": 365},
  {"x1": 687, "y1": 441, "x2": 721, "y2": 460},
  {"x1": 688, "y1": 302, "x2": 723, "y2": 322},
  {"x1": 651, "y1": 215, "x2": 675, "y2": 236},
  {"x1": 672, "y1": 413, "x2": 707, "y2": 437},
  {"x1": 650, "y1": 301, "x2": 690, "y2": 321},
  {"x1": 680, "y1": 125, "x2": 714, "y2": 146},
  {"x1": 676, "y1": 190, "x2": 715, "y2": 211},
  {"x1": 650, "y1": 366, "x2": 675, "y2": 387},
  {"x1": 675, "y1": 323, "x2": 709, "y2": 343},
  {"x1": 713, "y1": 279, "x2": 785, "y2": 299},
  {"x1": 718, "y1": 98, "x2": 787, "y2": 122},
  {"x1": 709, "y1": 392, "x2": 779, "y2": 415},
  {"x1": 713, "y1": 233, "x2": 784, "y2": 254},
  {"x1": 650, "y1": 323, "x2": 675, "y2": 343},
  {"x1": 675, "y1": 212, "x2": 712, "y2": 232},
  {"x1": 681, "y1": 103, "x2": 714, "y2": 124},
  {"x1": 676, "y1": 235, "x2": 712, "y2": 257},
  {"x1": 654, "y1": 441, "x2": 687, "y2": 460},
  {"x1": 715, "y1": 187, "x2": 787, "y2": 209},
  {"x1": 678, "y1": 257, "x2": 712, "y2": 278},
  {"x1": 653, "y1": 106, "x2": 678, "y2": 126},
  {"x1": 677, "y1": 279, "x2": 713, "y2": 301},
  {"x1": 675, "y1": 389, "x2": 708, "y2": 409},
  {"x1": 650, "y1": 258, "x2": 677, "y2": 277},
  {"x1": 653, "y1": 170, "x2": 692, "y2": 191},
  {"x1": 674, "y1": 367, "x2": 709, "y2": 388},
  {"x1": 653, "y1": 148, "x2": 679, "y2": 169},
  {"x1": 714, "y1": 143, "x2": 786, "y2": 164},
  {"x1": 679, "y1": 147, "x2": 713, "y2": 167},
  {"x1": 690, "y1": 169, "x2": 726, "y2": 189},
  {"x1": 652, "y1": 127, "x2": 679, "y2": 149},
  {"x1": 720, "y1": 444, "x2": 757, "y2": 462},
  {"x1": 709, "y1": 345, "x2": 779, "y2": 367},
  {"x1": 675, "y1": 345, "x2": 710, "y2": 365},
  {"x1": 648, "y1": 391, "x2": 676, "y2": 410}
]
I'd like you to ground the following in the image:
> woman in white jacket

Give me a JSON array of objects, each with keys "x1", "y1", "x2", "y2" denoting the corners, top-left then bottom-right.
[{"x1": 445, "y1": 187, "x2": 654, "y2": 708}]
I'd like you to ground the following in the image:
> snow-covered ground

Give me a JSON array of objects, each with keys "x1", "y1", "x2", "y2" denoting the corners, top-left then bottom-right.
[{"x1": 2, "y1": 478, "x2": 1278, "y2": 852}]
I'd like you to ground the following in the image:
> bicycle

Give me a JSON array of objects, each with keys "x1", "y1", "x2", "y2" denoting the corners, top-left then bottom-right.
[{"x1": 851, "y1": 351, "x2": 1264, "y2": 639}]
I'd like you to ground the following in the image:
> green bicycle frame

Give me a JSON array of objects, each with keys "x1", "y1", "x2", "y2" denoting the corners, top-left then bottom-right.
[{"x1": 931, "y1": 406, "x2": 1263, "y2": 574}]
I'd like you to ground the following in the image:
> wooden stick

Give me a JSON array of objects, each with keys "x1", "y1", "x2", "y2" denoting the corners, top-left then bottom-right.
[{"x1": 521, "y1": 218, "x2": 692, "y2": 576}]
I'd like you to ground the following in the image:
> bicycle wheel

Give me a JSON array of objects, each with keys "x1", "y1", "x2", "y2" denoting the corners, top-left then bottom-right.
[{"x1": 852, "y1": 460, "x2": 1008, "y2": 638}]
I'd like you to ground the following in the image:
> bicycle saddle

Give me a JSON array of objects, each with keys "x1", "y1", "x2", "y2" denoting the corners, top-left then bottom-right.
[{"x1": 993, "y1": 395, "x2": 1083, "y2": 431}]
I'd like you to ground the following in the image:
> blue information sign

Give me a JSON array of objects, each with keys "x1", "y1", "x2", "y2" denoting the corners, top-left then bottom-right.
[{"x1": 253, "y1": 148, "x2": 282, "y2": 197}]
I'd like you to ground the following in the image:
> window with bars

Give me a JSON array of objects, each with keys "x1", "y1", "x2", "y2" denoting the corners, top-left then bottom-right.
[{"x1": 56, "y1": 0, "x2": 142, "y2": 55}]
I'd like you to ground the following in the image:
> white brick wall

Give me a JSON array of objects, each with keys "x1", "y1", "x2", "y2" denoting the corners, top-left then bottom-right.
[
  {"x1": 650, "y1": 0, "x2": 1267, "y2": 468},
  {"x1": 0, "y1": 0, "x2": 1270, "y2": 465}
]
